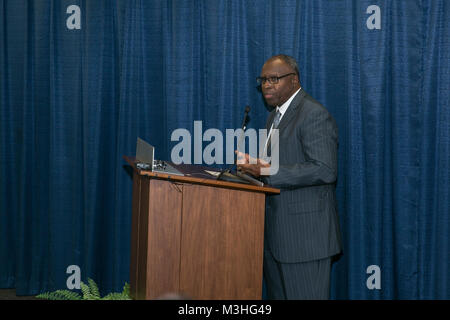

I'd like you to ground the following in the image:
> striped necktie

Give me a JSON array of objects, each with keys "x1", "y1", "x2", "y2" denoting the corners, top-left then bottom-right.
[
  {"x1": 263, "y1": 110, "x2": 282, "y2": 158},
  {"x1": 272, "y1": 110, "x2": 281, "y2": 129}
]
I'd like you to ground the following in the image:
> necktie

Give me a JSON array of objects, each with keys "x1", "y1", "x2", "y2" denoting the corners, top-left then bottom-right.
[
  {"x1": 263, "y1": 111, "x2": 281, "y2": 158},
  {"x1": 272, "y1": 110, "x2": 281, "y2": 129}
]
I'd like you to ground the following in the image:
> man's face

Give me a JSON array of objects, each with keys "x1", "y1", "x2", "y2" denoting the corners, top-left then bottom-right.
[{"x1": 260, "y1": 58, "x2": 299, "y2": 107}]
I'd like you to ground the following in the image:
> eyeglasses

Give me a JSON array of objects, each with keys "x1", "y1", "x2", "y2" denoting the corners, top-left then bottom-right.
[{"x1": 256, "y1": 73, "x2": 296, "y2": 85}]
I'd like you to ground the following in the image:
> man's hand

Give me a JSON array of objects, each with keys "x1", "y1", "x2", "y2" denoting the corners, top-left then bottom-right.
[{"x1": 236, "y1": 151, "x2": 270, "y2": 178}]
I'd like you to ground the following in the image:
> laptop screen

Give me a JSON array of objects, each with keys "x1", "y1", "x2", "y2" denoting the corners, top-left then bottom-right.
[{"x1": 136, "y1": 137, "x2": 154, "y2": 165}]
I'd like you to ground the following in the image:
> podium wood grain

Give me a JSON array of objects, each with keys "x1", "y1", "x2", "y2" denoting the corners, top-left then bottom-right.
[
  {"x1": 126, "y1": 157, "x2": 278, "y2": 300},
  {"x1": 180, "y1": 184, "x2": 265, "y2": 299}
]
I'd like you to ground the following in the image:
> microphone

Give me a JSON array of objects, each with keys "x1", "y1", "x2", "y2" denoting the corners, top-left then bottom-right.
[
  {"x1": 236, "y1": 105, "x2": 250, "y2": 155},
  {"x1": 217, "y1": 106, "x2": 251, "y2": 180},
  {"x1": 241, "y1": 106, "x2": 251, "y2": 130}
]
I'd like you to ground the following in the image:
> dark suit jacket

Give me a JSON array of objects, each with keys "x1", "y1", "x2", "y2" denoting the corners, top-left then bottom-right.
[{"x1": 263, "y1": 89, "x2": 342, "y2": 263}]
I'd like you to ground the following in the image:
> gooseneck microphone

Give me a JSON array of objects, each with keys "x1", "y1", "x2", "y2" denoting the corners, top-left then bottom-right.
[{"x1": 217, "y1": 105, "x2": 251, "y2": 180}]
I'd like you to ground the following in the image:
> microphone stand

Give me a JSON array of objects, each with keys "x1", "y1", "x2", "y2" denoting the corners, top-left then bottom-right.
[{"x1": 217, "y1": 106, "x2": 250, "y2": 181}]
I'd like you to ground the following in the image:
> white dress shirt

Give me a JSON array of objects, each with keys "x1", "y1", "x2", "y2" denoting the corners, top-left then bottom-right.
[{"x1": 263, "y1": 88, "x2": 301, "y2": 156}]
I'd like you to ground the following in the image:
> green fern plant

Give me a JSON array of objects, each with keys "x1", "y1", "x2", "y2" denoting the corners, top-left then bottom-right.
[
  {"x1": 36, "y1": 289, "x2": 83, "y2": 300},
  {"x1": 36, "y1": 278, "x2": 131, "y2": 300}
]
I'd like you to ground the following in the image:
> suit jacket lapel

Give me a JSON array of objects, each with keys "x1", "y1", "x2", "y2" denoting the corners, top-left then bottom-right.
[
  {"x1": 276, "y1": 89, "x2": 306, "y2": 132},
  {"x1": 266, "y1": 111, "x2": 276, "y2": 130},
  {"x1": 265, "y1": 90, "x2": 306, "y2": 129},
  {"x1": 264, "y1": 89, "x2": 306, "y2": 157}
]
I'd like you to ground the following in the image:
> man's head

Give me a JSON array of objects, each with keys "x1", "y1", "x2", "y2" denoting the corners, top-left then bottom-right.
[{"x1": 258, "y1": 54, "x2": 301, "y2": 107}]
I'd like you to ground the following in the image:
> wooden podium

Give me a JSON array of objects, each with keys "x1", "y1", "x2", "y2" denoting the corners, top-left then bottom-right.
[{"x1": 124, "y1": 156, "x2": 279, "y2": 300}]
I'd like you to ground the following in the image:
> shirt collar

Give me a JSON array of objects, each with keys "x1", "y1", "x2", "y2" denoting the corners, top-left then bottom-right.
[{"x1": 276, "y1": 88, "x2": 301, "y2": 118}]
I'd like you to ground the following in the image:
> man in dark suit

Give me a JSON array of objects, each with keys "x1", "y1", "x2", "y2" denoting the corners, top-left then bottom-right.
[{"x1": 237, "y1": 54, "x2": 342, "y2": 299}]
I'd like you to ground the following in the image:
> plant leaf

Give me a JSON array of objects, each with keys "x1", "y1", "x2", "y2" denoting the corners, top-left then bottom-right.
[
  {"x1": 87, "y1": 278, "x2": 101, "y2": 298},
  {"x1": 36, "y1": 290, "x2": 82, "y2": 300}
]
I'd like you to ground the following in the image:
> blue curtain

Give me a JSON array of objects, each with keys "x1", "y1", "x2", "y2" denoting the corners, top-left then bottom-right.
[{"x1": 0, "y1": 0, "x2": 448, "y2": 299}]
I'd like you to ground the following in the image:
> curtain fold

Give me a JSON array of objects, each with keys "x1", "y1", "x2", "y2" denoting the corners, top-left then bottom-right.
[
  {"x1": 418, "y1": 0, "x2": 449, "y2": 299},
  {"x1": 0, "y1": 0, "x2": 448, "y2": 299}
]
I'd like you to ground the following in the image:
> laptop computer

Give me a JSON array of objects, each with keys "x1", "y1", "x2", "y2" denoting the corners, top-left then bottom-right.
[{"x1": 135, "y1": 137, "x2": 184, "y2": 176}]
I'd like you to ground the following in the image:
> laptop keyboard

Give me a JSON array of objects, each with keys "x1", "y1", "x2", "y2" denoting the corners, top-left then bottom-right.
[{"x1": 152, "y1": 160, "x2": 184, "y2": 176}]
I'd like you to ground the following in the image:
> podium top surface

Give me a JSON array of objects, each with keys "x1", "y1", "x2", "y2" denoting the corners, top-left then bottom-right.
[{"x1": 123, "y1": 156, "x2": 280, "y2": 195}]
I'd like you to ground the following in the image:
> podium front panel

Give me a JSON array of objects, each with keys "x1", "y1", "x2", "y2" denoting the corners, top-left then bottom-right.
[
  {"x1": 129, "y1": 171, "x2": 268, "y2": 300},
  {"x1": 179, "y1": 184, "x2": 265, "y2": 299}
]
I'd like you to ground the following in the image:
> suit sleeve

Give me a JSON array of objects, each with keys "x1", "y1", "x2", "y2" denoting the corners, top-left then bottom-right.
[{"x1": 265, "y1": 105, "x2": 338, "y2": 189}]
